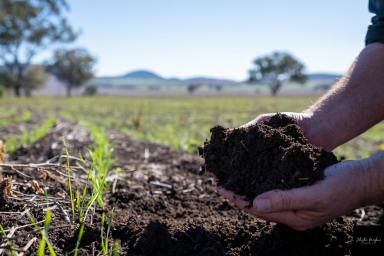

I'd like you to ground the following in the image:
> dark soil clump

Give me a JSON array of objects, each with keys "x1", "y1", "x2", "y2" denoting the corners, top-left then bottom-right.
[{"x1": 200, "y1": 113, "x2": 338, "y2": 201}]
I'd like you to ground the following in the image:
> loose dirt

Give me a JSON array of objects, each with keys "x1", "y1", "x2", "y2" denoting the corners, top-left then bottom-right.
[{"x1": 200, "y1": 113, "x2": 338, "y2": 201}]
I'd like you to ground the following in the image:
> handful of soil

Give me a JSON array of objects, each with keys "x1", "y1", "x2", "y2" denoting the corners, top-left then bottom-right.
[{"x1": 199, "y1": 114, "x2": 338, "y2": 201}]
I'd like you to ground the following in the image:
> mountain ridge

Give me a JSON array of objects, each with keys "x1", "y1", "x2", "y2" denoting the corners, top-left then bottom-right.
[
  {"x1": 92, "y1": 69, "x2": 341, "y2": 87},
  {"x1": 95, "y1": 69, "x2": 239, "y2": 86}
]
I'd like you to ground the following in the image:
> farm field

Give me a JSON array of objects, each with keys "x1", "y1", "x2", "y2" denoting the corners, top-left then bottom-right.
[
  {"x1": 1, "y1": 96, "x2": 383, "y2": 158},
  {"x1": 0, "y1": 96, "x2": 383, "y2": 255}
]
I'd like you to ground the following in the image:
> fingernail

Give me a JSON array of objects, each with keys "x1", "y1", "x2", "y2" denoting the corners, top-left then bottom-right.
[{"x1": 254, "y1": 199, "x2": 272, "y2": 213}]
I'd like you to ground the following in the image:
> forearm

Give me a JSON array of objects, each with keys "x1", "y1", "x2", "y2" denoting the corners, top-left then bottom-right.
[{"x1": 303, "y1": 43, "x2": 384, "y2": 150}]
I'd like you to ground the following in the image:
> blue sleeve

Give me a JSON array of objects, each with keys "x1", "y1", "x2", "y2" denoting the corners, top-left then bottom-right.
[{"x1": 366, "y1": 0, "x2": 384, "y2": 45}]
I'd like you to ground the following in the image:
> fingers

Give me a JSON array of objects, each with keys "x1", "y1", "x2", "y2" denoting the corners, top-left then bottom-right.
[
  {"x1": 253, "y1": 113, "x2": 274, "y2": 123},
  {"x1": 217, "y1": 187, "x2": 250, "y2": 209},
  {"x1": 217, "y1": 187, "x2": 318, "y2": 231},
  {"x1": 219, "y1": 185, "x2": 322, "y2": 213},
  {"x1": 253, "y1": 186, "x2": 322, "y2": 213},
  {"x1": 240, "y1": 113, "x2": 274, "y2": 128},
  {"x1": 324, "y1": 160, "x2": 354, "y2": 177},
  {"x1": 241, "y1": 112, "x2": 312, "y2": 129}
]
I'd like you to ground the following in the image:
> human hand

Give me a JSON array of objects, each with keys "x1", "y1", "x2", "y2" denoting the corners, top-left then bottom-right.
[
  {"x1": 241, "y1": 112, "x2": 312, "y2": 128},
  {"x1": 218, "y1": 158, "x2": 380, "y2": 230},
  {"x1": 242, "y1": 112, "x2": 333, "y2": 150}
]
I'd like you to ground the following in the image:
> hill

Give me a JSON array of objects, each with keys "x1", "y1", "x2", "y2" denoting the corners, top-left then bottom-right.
[
  {"x1": 91, "y1": 70, "x2": 239, "y2": 87},
  {"x1": 122, "y1": 70, "x2": 164, "y2": 80}
]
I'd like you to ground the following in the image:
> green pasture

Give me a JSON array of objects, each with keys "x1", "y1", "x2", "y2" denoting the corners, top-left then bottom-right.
[{"x1": 0, "y1": 96, "x2": 382, "y2": 160}]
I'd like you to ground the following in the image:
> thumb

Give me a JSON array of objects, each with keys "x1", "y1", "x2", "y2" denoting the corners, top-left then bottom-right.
[
  {"x1": 252, "y1": 187, "x2": 319, "y2": 213},
  {"x1": 241, "y1": 113, "x2": 274, "y2": 128}
]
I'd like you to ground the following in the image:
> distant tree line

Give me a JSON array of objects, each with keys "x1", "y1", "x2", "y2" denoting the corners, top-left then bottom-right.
[{"x1": 0, "y1": 0, "x2": 96, "y2": 97}]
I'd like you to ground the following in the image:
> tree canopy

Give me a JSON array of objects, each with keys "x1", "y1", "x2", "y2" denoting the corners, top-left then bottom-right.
[
  {"x1": 24, "y1": 65, "x2": 49, "y2": 96},
  {"x1": 48, "y1": 48, "x2": 96, "y2": 97},
  {"x1": 0, "y1": 0, "x2": 76, "y2": 96},
  {"x1": 249, "y1": 52, "x2": 307, "y2": 95}
]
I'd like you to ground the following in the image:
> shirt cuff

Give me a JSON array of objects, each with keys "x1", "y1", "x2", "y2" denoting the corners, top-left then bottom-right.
[{"x1": 366, "y1": 16, "x2": 384, "y2": 45}]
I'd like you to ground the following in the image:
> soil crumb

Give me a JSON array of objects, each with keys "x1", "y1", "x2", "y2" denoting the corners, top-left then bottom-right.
[{"x1": 200, "y1": 113, "x2": 338, "y2": 201}]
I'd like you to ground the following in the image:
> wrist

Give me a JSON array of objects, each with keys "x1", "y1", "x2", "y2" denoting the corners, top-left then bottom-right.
[{"x1": 299, "y1": 112, "x2": 335, "y2": 150}]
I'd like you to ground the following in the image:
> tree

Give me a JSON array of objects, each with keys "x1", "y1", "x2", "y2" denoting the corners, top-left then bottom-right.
[
  {"x1": 0, "y1": 68, "x2": 16, "y2": 91},
  {"x1": 83, "y1": 85, "x2": 98, "y2": 96},
  {"x1": 24, "y1": 65, "x2": 49, "y2": 96},
  {"x1": 0, "y1": 65, "x2": 48, "y2": 96},
  {"x1": 248, "y1": 52, "x2": 307, "y2": 96},
  {"x1": 48, "y1": 48, "x2": 96, "y2": 97},
  {"x1": 0, "y1": 0, "x2": 76, "y2": 96},
  {"x1": 214, "y1": 84, "x2": 223, "y2": 93},
  {"x1": 187, "y1": 84, "x2": 201, "y2": 94}
]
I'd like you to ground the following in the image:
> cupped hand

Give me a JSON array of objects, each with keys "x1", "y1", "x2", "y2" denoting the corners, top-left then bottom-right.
[
  {"x1": 241, "y1": 112, "x2": 312, "y2": 129},
  {"x1": 242, "y1": 112, "x2": 334, "y2": 150},
  {"x1": 218, "y1": 159, "x2": 371, "y2": 231}
]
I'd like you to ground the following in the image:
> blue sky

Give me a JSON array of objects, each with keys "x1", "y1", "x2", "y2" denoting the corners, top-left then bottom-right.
[{"x1": 64, "y1": 0, "x2": 372, "y2": 80}]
